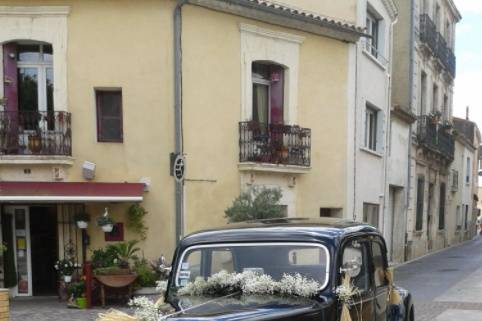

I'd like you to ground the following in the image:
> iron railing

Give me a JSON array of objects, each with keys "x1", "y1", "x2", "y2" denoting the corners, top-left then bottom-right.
[
  {"x1": 0, "y1": 111, "x2": 72, "y2": 156},
  {"x1": 239, "y1": 121, "x2": 311, "y2": 167},
  {"x1": 417, "y1": 115, "x2": 454, "y2": 162},
  {"x1": 419, "y1": 14, "x2": 456, "y2": 78}
]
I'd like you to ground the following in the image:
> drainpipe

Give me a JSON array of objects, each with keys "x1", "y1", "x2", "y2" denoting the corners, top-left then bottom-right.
[
  {"x1": 383, "y1": 11, "x2": 398, "y2": 261},
  {"x1": 404, "y1": 0, "x2": 416, "y2": 262},
  {"x1": 174, "y1": 0, "x2": 189, "y2": 244}
]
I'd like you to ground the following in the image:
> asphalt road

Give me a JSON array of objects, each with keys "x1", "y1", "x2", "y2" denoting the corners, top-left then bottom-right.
[{"x1": 395, "y1": 236, "x2": 482, "y2": 320}]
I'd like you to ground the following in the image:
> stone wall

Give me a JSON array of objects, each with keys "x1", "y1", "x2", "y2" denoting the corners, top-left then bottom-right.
[{"x1": 0, "y1": 289, "x2": 8, "y2": 321}]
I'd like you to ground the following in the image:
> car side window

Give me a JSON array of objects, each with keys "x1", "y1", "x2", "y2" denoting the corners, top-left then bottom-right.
[
  {"x1": 371, "y1": 241, "x2": 388, "y2": 288},
  {"x1": 342, "y1": 241, "x2": 371, "y2": 292}
]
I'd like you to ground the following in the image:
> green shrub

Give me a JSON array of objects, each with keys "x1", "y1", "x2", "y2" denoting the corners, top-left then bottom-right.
[
  {"x1": 93, "y1": 266, "x2": 128, "y2": 275},
  {"x1": 224, "y1": 187, "x2": 285, "y2": 223},
  {"x1": 133, "y1": 259, "x2": 160, "y2": 288},
  {"x1": 91, "y1": 247, "x2": 117, "y2": 269}
]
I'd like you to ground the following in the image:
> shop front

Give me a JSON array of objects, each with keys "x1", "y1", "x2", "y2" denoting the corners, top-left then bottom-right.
[{"x1": 0, "y1": 181, "x2": 144, "y2": 297}]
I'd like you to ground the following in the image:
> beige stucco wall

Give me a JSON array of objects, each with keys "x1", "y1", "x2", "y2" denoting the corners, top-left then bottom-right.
[
  {"x1": 0, "y1": 0, "x2": 353, "y2": 261},
  {"x1": 181, "y1": 5, "x2": 350, "y2": 233},
  {"x1": 0, "y1": 0, "x2": 177, "y2": 259}
]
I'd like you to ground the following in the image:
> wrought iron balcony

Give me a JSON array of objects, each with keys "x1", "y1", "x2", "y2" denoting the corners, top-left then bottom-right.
[
  {"x1": 239, "y1": 121, "x2": 311, "y2": 167},
  {"x1": 417, "y1": 115, "x2": 454, "y2": 162},
  {"x1": 0, "y1": 111, "x2": 72, "y2": 156},
  {"x1": 419, "y1": 14, "x2": 456, "y2": 78}
]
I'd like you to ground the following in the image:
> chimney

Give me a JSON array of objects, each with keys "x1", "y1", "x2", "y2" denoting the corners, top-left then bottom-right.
[{"x1": 466, "y1": 106, "x2": 470, "y2": 120}]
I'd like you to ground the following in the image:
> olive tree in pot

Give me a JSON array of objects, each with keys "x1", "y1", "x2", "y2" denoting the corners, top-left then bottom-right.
[{"x1": 224, "y1": 187, "x2": 286, "y2": 223}]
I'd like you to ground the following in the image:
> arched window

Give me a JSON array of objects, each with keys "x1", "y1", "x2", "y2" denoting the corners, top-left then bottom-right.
[{"x1": 3, "y1": 41, "x2": 53, "y2": 116}]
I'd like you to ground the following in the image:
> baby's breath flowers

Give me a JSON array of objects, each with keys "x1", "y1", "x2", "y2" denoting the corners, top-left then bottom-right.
[{"x1": 178, "y1": 270, "x2": 321, "y2": 298}]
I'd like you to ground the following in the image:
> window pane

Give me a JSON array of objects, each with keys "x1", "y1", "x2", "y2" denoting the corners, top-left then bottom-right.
[
  {"x1": 15, "y1": 209, "x2": 29, "y2": 294},
  {"x1": 100, "y1": 118, "x2": 122, "y2": 141},
  {"x1": 342, "y1": 243, "x2": 369, "y2": 291},
  {"x1": 17, "y1": 45, "x2": 40, "y2": 62},
  {"x1": 416, "y1": 177, "x2": 425, "y2": 231},
  {"x1": 253, "y1": 83, "x2": 269, "y2": 125},
  {"x1": 211, "y1": 250, "x2": 234, "y2": 274},
  {"x1": 175, "y1": 244, "x2": 329, "y2": 288},
  {"x1": 96, "y1": 91, "x2": 123, "y2": 142},
  {"x1": 372, "y1": 242, "x2": 387, "y2": 287},
  {"x1": 43, "y1": 44, "x2": 53, "y2": 62},
  {"x1": 18, "y1": 68, "x2": 39, "y2": 118},
  {"x1": 363, "y1": 203, "x2": 379, "y2": 228}
]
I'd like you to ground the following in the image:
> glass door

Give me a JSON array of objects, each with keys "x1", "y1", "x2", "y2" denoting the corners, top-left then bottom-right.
[{"x1": 4, "y1": 206, "x2": 32, "y2": 296}]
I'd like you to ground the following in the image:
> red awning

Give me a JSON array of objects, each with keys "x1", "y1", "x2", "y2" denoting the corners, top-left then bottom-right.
[{"x1": 0, "y1": 181, "x2": 144, "y2": 202}]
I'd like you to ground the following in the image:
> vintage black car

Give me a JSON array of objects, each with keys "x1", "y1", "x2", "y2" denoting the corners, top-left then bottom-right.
[{"x1": 165, "y1": 218, "x2": 414, "y2": 321}]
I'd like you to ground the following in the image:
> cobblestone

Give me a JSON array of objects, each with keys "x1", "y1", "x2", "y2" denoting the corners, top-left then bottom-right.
[{"x1": 10, "y1": 297, "x2": 129, "y2": 321}]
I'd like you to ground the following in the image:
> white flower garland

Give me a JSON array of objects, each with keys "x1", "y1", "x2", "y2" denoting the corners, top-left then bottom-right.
[
  {"x1": 121, "y1": 271, "x2": 321, "y2": 321},
  {"x1": 178, "y1": 270, "x2": 321, "y2": 298}
]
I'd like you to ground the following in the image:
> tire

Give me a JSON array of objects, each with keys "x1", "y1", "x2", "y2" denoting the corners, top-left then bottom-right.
[{"x1": 408, "y1": 305, "x2": 414, "y2": 321}]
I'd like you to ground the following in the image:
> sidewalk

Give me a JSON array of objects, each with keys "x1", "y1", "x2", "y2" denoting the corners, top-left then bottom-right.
[{"x1": 395, "y1": 236, "x2": 482, "y2": 320}]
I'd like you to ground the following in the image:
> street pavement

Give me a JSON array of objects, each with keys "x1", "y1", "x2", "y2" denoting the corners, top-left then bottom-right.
[
  {"x1": 9, "y1": 237, "x2": 482, "y2": 321},
  {"x1": 395, "y1": 235, "x2": 482, "y2": 321}
]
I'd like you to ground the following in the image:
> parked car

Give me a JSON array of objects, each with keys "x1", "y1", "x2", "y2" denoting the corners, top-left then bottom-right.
[{"x1": 165, "y1": 217, "x2": 414, "y2": 321}]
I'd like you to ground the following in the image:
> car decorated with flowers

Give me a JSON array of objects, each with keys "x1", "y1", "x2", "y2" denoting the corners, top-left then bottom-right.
[{"x1": 162, "y1": 218, "x2": 414, "y2": 321}]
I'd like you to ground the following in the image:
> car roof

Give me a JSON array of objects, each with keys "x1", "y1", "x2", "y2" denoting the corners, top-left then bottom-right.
[{"x1": 179, "y1": 217, "x2": 380, "y2": 248}]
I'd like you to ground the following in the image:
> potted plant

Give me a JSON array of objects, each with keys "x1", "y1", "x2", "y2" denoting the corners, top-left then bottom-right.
[
  {"x1": 97, "y1": 208, "x2": 114, "y2": 232},
  {"x1": 74, "y1": 211, "x2": 90, "y2": 229},
  {"x1": 92, "y1": 241, "x2": 139, "y2": 307},
  {"x1": 68, "y1": 281, "x2": 87, "y2": 309},
  {"x1": 54, "y1": 259, "x2": 81, "y2": 283}
]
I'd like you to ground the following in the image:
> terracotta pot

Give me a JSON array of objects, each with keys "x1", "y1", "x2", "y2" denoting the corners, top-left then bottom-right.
[
  {"x1": 95, "y1": 273, "x2": 137, "y2": 288},
  {"x1": 28, "y1": 135, "x2": 42, "y2": 153}
]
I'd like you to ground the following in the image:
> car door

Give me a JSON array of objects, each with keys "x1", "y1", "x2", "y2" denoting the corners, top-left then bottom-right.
[
  {"x1": 341, "y1": 238, "x2": 376, "y2": 321},
  {"x1": 371, "y1": 238, "x2": 389, "y2": 321}
]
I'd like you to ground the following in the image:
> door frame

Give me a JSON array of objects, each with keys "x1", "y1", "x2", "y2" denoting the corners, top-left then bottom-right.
[{"x1": 4, "y1": 205, "x2": 33, "y2": 296}]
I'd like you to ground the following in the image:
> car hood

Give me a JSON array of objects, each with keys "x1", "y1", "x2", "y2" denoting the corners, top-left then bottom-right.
[{"x1": 165, "y1": 295, "x2": 327, "y2": 321}]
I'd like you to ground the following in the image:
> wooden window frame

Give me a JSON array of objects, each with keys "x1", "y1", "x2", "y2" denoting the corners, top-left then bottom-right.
[{"x1": 95, "y1": 89, "x2": 124, "y2": 143}]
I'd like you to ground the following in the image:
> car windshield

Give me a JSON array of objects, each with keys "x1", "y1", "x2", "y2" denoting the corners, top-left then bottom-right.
[{"x1": 174, "y1": 243, "x2": 329, "y2": 290}]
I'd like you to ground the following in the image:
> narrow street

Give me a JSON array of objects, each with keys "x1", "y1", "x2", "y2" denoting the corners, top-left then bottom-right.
[{"x1": 395, "y1": 236, "x2": 482, "y2": 321}]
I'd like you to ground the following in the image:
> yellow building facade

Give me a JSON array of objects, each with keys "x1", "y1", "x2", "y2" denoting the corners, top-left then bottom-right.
[{"x1": 0, "y1": 0, "x2": 363, "y2": 296}]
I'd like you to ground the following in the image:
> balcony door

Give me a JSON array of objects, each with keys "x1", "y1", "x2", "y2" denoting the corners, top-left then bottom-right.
[
  {"x1": 17, "y1": 43, "x2": 54, "y2": 123},
  {"x1": 2, "y1": 42, "x2": 54, "y2": 154},
  {"x1": 252, "y1": 62, "x2": 284, "y2": 127}
]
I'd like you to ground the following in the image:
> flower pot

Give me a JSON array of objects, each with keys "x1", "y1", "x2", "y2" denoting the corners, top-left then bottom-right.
[
  {"x1": 76, "y1": 297, "x2": 87, "y2": 309},
  {"x1": 64, "y1": 275, "x2": 72, "y2": 283},
  {"x1": 101, "y1": 224, "x2": 114, "y2": 233},
  {"x1": 76, "y1": 221, "x2": 88, "y2": 229},
  {"x1": 28, "y1": 135, "x2": 42, "y2": 154}
]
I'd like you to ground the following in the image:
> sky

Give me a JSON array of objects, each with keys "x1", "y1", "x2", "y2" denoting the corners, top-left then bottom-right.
[{"x1": 453, "y1": 0, "x2": 482, "y2": 129}]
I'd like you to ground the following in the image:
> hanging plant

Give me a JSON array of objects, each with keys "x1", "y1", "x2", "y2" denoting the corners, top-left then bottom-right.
[
  {"x1": 97, "y1": 208, "x2": 115, "y2": 232},
  {"x1": 126, "y1": 204, "x2": 148, "y2": 240}
]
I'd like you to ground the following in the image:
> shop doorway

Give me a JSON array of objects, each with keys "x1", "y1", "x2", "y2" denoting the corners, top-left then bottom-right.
[
  {"x1": 30, "y1": 206, "x2": 58, "y2": 296},
  {"x1": 2, "y1": 205, "x2": 58, "y2": 296}
]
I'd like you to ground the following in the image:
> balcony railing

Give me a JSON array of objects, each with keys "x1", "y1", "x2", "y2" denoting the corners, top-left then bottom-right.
[
  {"x1": 0, "y1": 111, "x2": 72, "y2": 156},
  {"x1": 419, "y1": 14, "x2": 456, "y2": 78},
  {"x1": 417, "y1": 115, "x2": 454, "y2": 162},
  {"x1": 239, "y1": 121, "x2": 311, "y2": 167}
]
